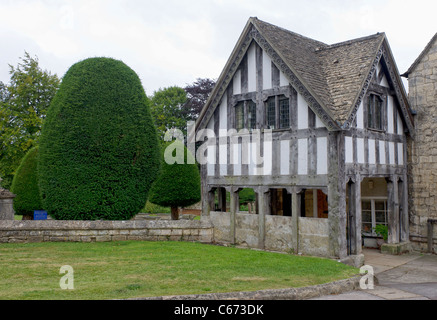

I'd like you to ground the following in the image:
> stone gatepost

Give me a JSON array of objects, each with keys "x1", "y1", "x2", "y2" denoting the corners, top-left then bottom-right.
[{"x1": 0, "y1": 189, "x2": 16, "y2": 220}]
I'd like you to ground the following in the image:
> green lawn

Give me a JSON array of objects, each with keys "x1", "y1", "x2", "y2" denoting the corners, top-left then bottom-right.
[{"x1": 0, "y1": 241, "x2": 358, "y2": 300}]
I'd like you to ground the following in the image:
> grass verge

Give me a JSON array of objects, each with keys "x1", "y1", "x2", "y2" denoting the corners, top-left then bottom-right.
[{"x1": 0, "y1": 241, "x2": 358, "y2": 300}]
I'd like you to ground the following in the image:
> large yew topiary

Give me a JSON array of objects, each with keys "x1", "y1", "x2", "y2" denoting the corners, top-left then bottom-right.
[
  {"x1": 10, "y1": 146, "x2": 42, "y2": 219},
  {"x1": 148, "y1": 140, "x2": 201, "y2": 220},
  {"x1": 38, "y1": 57, "x2": 160, "y2": 220}
]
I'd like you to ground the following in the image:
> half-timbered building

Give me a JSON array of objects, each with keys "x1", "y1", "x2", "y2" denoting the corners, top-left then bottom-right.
[{"x1": 194, "y1": 18, "x2": 414, "y2": 263}]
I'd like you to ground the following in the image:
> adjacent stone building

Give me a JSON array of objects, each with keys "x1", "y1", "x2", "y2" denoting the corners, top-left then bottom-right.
[{"x1": 402, "y1": 33, "x2": 437, "y2": 253}]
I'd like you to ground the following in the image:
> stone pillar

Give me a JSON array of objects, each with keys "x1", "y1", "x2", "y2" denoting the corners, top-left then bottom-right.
[
  {"x1": 257, "y1": 187, "x2": 269, "y2": 250},
  {"x1": 229, "y1": 188, "x2": 239, "y2": 244},
  {"x1": 387, "y1": 176, "x2": 400, "y2": 244},
  {"x1": 347, "y1": 176, "x2": 362, "y2": 255},
  {"x1": 327, "y1": 131, "x2": 347, "y2": 259},
  {"x1": 399, "y1": 175, "x2": 409, "y2": 243},
  {"x1": 201, "y1": 165, "x2": 211, "y2": 217},
  {"x1": 291, "y1": 190, "x2": 300, "y2": 254},
  {"x1": 0, "y1": 189, "x2": 16, "y2": 220}
]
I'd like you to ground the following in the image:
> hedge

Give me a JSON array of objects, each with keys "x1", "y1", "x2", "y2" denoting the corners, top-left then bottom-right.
[
  {"x1": 10, "y1": 146, "x2": 42, "y2": 218},
  {"x1": 38, "y1": 57, "x2": 160, "y2": 220}
]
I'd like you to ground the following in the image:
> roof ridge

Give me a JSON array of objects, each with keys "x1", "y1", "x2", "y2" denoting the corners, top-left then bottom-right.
[
  {"x1": 320, "y1": 32, "x2": 385, "y2": 51},
  {"x1": 251, "y1": 17, "x2": 329, "y2": 49},
  {"x1": 251, "y1": 17, "x2": 334, "y2": 117}
]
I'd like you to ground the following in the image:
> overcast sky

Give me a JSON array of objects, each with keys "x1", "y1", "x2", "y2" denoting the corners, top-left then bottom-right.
[{"x1": 1, "y1": 0, "x2": 436, "y2": 95}]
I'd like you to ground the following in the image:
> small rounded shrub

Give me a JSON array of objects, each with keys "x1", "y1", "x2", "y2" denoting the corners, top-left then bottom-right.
[
  {"x1": 10, "y1": 147, "x2": 42, "y2": 219},
  {"x1": 38, "y1": 57, "x2": 161, "y2": 220},
  {"x1": 148, "y1": 140, "x2": 201, "y2": 220}
]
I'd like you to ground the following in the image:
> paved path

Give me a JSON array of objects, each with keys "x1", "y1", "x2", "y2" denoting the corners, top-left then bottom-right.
[{"x1": 311, "y1": 248, "x2": 437, "y2": 300}]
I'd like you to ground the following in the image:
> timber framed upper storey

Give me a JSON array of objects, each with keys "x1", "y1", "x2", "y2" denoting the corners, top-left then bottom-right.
[{"x1": 196, "y1": 17, "x2": 413, "y2": 179}]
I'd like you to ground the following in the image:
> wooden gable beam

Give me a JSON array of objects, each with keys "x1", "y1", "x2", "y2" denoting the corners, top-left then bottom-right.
[
  {"x1": 250, "y1": 27, "x2": 341, "y2": 132},
  {"x1": 196, "y1": 19, "x2": 341, "y2": 133},
  {"x1": 195, "y1": 21, "x2": 254, "y2": 133},
  {"x1": 342, "y1": 39, "x2": 415, "y2": 138},
  {"x1": 379, "y1": 41, "x2": 415, "y2": 137}
]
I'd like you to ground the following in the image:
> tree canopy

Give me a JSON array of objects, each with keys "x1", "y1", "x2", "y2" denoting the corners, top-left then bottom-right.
[
  {"x1": 0, "y1": 52, "x2": 60, "y2": 189},
  {"x1": 183, "y1": 78, "x2": 215, "y2": 121},
  {"x1": 149, "y1": 79, "x2": 215, "y2": 141},
  {"x1": 148, "y1": 140, "x2": 201, "y2": 220},
  {"x1": 149, "y1": 86, "x2": 188, "y2": 139}
]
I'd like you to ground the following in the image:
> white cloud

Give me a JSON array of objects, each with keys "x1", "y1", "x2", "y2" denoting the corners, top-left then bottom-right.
[{"x1": 0, "y1": 0, "x2": 436, "y2": 93}]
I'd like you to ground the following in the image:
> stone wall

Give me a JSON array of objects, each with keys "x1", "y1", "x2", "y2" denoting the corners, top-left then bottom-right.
[
  {"x1": 210, "y1": 211, "x2": 233, "y2": 243},
  {"x1": 235, "y1": 213, "x2": 259, "y2": 248},
  {"x1": 298, "y1": 217, "x2": 329, "y2": 257},
  {"x1": 209, "y1": 211, "x2": 330, "y2": 257},
  {"x1": 0, "y1": 214, "x2": 334, "y2": 256},
  {"x1": 0, "y1": 220, "x2": 213, "y2": 244},
  {"x1": 265, "y1": 215, "x2": 293, "y2": 252},
  {"x1": 406, "y1": 36, "x2": 437, "y2": 252}
]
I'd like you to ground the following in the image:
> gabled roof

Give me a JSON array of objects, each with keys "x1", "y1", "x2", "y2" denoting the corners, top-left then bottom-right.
[
  {"x1": 316, "y1": 33, "x2": 385, "y2": 124},
  {"x1": 252, "y1": 18, "x2": 386, "y2": 125},
  {"x1": 196, "y1": 17, "x2": 413, "y2": 134},
  {"x1": 402, "y1": 32, "x2": 437, "y2": 78}
]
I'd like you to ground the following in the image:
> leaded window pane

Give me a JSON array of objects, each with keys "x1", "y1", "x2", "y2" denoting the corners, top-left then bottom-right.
[
  {"x1": 368, "y1": 94, "x2": 384, "y2": 130},
  {"x1": 235, "y1": 102, "x2": 244, "y2": 131},
  {"x1": 266, "y1": 97, "x2": 276, "y2": 129},
  {"x1": 279, "y1": 96, "x2": 290, "y2": 129},
  {"x1": 248, "y1": 101, "x2": 257, "y2": 131}
]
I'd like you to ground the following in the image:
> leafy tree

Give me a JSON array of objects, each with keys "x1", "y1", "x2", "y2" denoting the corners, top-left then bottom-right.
[
  {"x1": 10, "y1": 146, "x2": 42, "y2": 220},
  {"x1": 148, "y1": 80, "x2": 215, "y2": 142},
  {"x1": 149, "y1": 86, "x2": 188, "y2": 139},
  {"x1": 239, "y1": 188, "x2": 256, "y2": 205},
  {"x1": 0, "y1": 52, "x2": 60, "y2": 189},
  {"x1": 148, "y1": 140, "x2": 201, "y2": 220},
  {"x1": 38, "y1": 57, "x2": 161, "y2": 220},
  {"x1": 183, "y1": 78, "x2": 215, "y2": 121}
]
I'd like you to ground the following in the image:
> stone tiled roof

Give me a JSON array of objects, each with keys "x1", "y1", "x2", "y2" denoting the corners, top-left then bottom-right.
[
  {"x1": 252, "y1": 19, "x2": 332, "y2": 115},
  {"x1": 253, "y1": 18, "x2": 385, "y2": 125},
  {"x1": 316, "y1": 33, "x2": 385, "y2": 123},
  {"x1": 196, "y1": 18, "x2": 410, "y2": 132}
]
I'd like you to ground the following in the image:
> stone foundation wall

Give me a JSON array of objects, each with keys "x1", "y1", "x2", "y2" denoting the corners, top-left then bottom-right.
[
  {"x1": 235, "y1": 213, "x2": 259, "y2": 248},
  {"x1": 265, "y1": 215, "x2": 293, "y2": 252},
  {"x1": 406, "y1": 36, "x2": 437, "y2": 251},
  {"x1": 210, "y1": 211, "x2": 232, "y2": 243},
  {"x1": 0, "y1": 220, "x2": 213, "y2": 244},
  {"x1": 209, "y1": 212, "x2": 330, "y2": 256},
  {"x1": 298, "y1": 217, "x2": 329, "y2": 257}
]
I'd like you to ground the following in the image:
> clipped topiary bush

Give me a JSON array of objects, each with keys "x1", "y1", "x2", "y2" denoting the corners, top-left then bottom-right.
[
  {"x1": 38, "y1": 57, "x2": 161, "y2": 220},
  {"x1": 148, "y1": 140, "x2": 201, "y2": 220},
  {"x1": 10, "y1": 146, "x2": 42, "y2": 219}
]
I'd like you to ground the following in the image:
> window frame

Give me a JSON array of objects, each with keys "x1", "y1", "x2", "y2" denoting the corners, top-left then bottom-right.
[
  {"x1": 234, "y1": 99, "x2": 257, "y2": 132},
  {"x1": 264, "y1": 94, "x2": 291, "y2": 130},
  {"x1": 247, "y1": 100, "x2": 257, "y2": 131},
  {"x1": 366, "y1": 92, "x2": 386, "y2": 131},
  {"x1": 279, "y1": 96, "x2": 290, "y2": 129},
  {"x1": 361, "y1": 196, "x2": 388, "y2": 237},
  {"x1": 266, "y1": 96, "x2": 276, "y2": 130},
  {"x1": 235, "y1": 101, "x2": 245, "y2": 131}
]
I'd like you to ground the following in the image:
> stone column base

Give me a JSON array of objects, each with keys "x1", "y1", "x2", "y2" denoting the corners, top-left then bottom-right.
[
  {"x1": 340, "y1": 254, "x2": 365, "y2": 268},
  {"x1": 381, "y1": 242, "x2": 411, "y2": 255}
]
